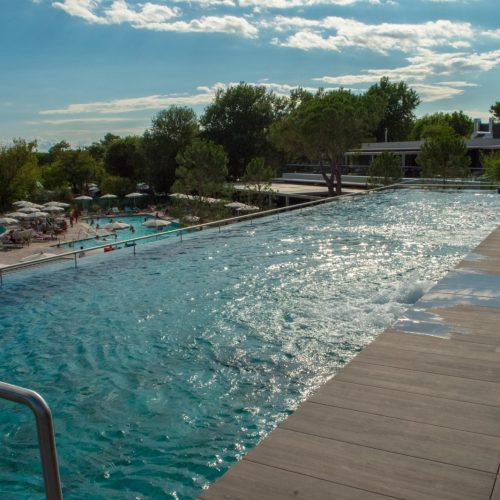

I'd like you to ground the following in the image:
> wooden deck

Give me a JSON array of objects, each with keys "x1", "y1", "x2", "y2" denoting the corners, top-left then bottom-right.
[{"x1": 201, "y1": 226, "x2": 500, "y2": 500}]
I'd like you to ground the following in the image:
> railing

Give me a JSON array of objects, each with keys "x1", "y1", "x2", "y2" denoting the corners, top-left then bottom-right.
[
  {"x1": 0, "y1": 381, "x2": 63, "y2": 499},
  {"x1": 0, "y1": 190, "x2": 371, "y2": 282},
  {"x1": 1, "y1": 182, "x2": 496, "y2": 283}
]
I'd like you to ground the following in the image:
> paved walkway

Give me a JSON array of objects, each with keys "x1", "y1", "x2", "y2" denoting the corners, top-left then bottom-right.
[
  {"x1": 0, "y1": 221, "x2": 88, "y2": 266},
  {"x1": 201, "y1": 226, "x2": 500, "y2": 499}
]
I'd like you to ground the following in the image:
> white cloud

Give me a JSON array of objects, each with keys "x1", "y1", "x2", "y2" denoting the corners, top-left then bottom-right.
[
  {"x1": 34, "y1": 117, "x2": 135, "y2": 125},
  {"x1": 315, "y1": 48, "x2": 500, "y2": 102},
  {"x1": 40, "y1": 84, "x2": 227, "y2": 115},
  {"x1": 271, "y1": 17, "x2": 475, "y2": 54},
  {"x1": 51, "y1": 0, "x2": 258, "y2": 37}
]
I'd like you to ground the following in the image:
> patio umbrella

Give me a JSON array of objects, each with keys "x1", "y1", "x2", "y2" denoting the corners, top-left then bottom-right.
[
  {"x1": 102, "y1": 221, "x2": 130, "y2": 230},
  {"x1": 74, "y1": 195, "x2": 93, "y2": 201},
  {"x1": 142, "y1": 219, "x2": 172, "y2": 228},
  {"x1": 100, "y1": 193, "x2": 118, "y2": 208},
  {"x1": 19, "y1": 251, "x2": 58, "y2": 262},
  {"x1": 5, "y1": 212, "x2": 24, "y2": 219},
  {"x1": 44, "y1": 201, "x2": 70, "y2": 208},
  {"x1": 17, "y1": 206, "x2": 40, "y2": 213},
  {"x1": 45, "y1": 206, "x2": 64, "y2": 213},
  {"x1": 13, "y1": 200, "x2": 34, "y2": 207},
  {"x1": 0, "y1": 217, "x2": 19, "y2": 225},
  {"x1": 26, "y1": 211, "x2": 49, "y2": 218},
  {"x1": 125, "y1": 192, "x2": 144, "y2": 208},
  {"x1": 12, "y1": 212, "x2": 31, "y2": 219},
  {"x1": 225, "y1": 201, "x2": 259, "y2": 211}
]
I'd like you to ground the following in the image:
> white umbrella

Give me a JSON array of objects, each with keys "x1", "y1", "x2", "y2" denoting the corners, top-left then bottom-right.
[
  {"x1": 19, "y1": 251, "x2": 58, "y2": 262},
  {"x1": 12, "y1": 211, "x2": 31, "y2": 219},
  {"x1": 0, "y1": 217, "x2": 19, "y2": 225},
  {"x1": 74, "y1": 195, "x2": 93, "y2": 201},
  {"x1": 237, "y1": 204, "x2": 259, "y2": 212},
  {"x1": 13, "y1": 200, "x2": 34, "y2": 207},
  {"x1": 142, "y1": 219, "x2": 172, "y2": 228},
  {"x1": 45, "y1": 206, "x2": 64, "y2": 213},
  {"x1": 100, "y1": 193, "x2": 118, "y2": 199},
  {"x1": 44, "y1": 201, "x2": 70, "y2": 208},
  {"x1": 103, "y1": 221, "x2": 130, "y2": 230},
  {"x1": 125, "y1": 192, "x2": 145, "y2": 208},
  {"x1": 225, "y1": 201, "x2": 259, "y2": 211},
  {"x1": 5, "y1": 212, "x2": 24, "y2": 219},
  {"x1": 26, "y1": 211, "x2": 49, "y2": 218},
  {"x1": 225, "y1": 201, "x2": 247, "y2": 209},
  {"x1": 17, "y1": 206, "x2": 39, "y2": 213}
]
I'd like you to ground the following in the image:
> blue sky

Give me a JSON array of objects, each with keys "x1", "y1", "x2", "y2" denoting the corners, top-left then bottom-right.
[{"x1": 1, "y1": 0, "x2": 499, "y2": 150}]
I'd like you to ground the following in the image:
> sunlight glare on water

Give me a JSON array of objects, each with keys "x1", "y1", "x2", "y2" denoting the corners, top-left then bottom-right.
[{"x1": 1, "y1": 189, "x2": 499, "y2": 499}]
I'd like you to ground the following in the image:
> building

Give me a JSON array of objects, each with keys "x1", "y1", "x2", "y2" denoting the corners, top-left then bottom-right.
[{"x1": 346, "y1": 118, "x2": 500, "y2": 177}]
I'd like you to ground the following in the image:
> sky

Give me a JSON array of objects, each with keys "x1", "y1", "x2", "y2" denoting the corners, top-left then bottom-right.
[{"x1": 0, "y1": 0, "x2": 499, "y2": 150}]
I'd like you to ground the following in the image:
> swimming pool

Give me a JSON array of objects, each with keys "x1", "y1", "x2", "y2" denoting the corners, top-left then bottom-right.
[
  {"x1": 1, "y1": 189, "x2": 499, "y2": 498},
  {"x1": 60, "y1": 215, "x2": 181, "y2": 250}
]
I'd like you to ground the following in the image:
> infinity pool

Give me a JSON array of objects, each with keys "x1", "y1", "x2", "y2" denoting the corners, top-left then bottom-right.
[{"x1": 1, "y1": 189, "x2": 499, "y2": 498}]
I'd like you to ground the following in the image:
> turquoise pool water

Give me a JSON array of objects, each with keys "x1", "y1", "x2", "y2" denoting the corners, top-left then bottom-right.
[
  {"x1": 60, "y1": 215, "x2": 180, "y2": 250},
  {"x1": 1, "y1": 189, "x2": 500, "y2": 498}
]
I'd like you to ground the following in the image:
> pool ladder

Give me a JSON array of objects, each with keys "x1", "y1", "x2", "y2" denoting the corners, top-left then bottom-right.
[{"x1": 0, "y1": 381, "x2": 63, "y2": 499}]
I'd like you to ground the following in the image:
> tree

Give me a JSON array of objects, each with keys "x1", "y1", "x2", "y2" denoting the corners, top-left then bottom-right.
[
  {"x1": 104, "y1": 136, "x2": 144, "y2": 180},
  {"x1": 173, "y1": 139, "x2": 229, "y2": 202},
  {"x1": 482, "y1": 151, "x2": 500, "y2": 182},
  {"x1": 87, "y1": 133, "x2": 120, "y2": 161},
  {"x1": 241, "y1": 157, "x2": 276, "y2": 206},
  {"x1": 142, "y1": 106, "x2": 198, "y2": 194},
  {"x1": 200, "y1": 83, "x2": 283, "y2": 179},
  {"x1": 55, "y1": 148, "x2": 103, "y2": 194},
  {"x1": 99, "y1": 175, "x2": 136, "y2": 197},
  {"x1": 411, "y1": 111, "x2": 473, "y2": 139},
  {"x1": 416, "y1": 132, "x2": 470, "y2": 181},
  {"x1": 0, "y1": 139, "x2": 39, "y2": 210},
  {"x1": 366, "y1": 77, "x2": 420, "y2": 142},
  {"x1": 490, "y1": 102, "x2": 500, "y2": 120},
  {"x1": 270, "y1": 89, "x2": 384, "y2": 195},
  {"x1": 367, "y1": 152, "x2": 403, "y2": 186}
]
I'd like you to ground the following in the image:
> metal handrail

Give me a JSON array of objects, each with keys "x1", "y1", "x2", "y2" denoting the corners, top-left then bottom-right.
[
  {"x1": 2, "y1": 182, "x2": 491, "y2": 280},
  {"x1": 0, "y1": 190, "x2": 371, "y2": 278},
  {"x1": 0, "y1": 381, "x2": 63, "y2": 499}
]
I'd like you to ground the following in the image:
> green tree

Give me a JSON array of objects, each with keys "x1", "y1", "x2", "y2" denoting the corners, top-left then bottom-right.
[
  {"x1": 142, "y1": 106, "x2": 198, "y2": 194},
  {"x1": 173, "y1": 139, "x2": 229, "y2": 202},
  {"x1": 482, "y1": 151, "x2": 500, "y2": 182},
  {"x1": 241, "y1": 157, "x2": 276, "y2": 206},
  {"x1": 490, "y1": 102, "x2": 500, "y2": 120},
  {"x1": 367, "y1": 152, "x2": 403, "y2": 186},
  {"x1": 99, "y1": 175, "x2": 136, "y2": 197},
  {"x1": 87, "y1": 133, "x2": 120, "y2": 161},
  {"x1": 366, "y1": 77, "x2": 420, "y2": 142},
  {"x1": 270, "y1": 89, "x2": 384, "y2": 196},
  {"x1": 104, "y1": 136, "x2": 144, "y2": 180},
  {"x1": 56, "y1": 148, "x2": 104, "y2": 194},
  {"x1": 0, "y1": 139, "x2": 39, "y2": 210},
  {"x1": 416, "y1": 132, "x2": 471, "y2": 181},
  {"x1": 411, "y1": 111, "x2": 473, "y2": 139},
  {"x1": 200, "y1": 83, "x2": 283, "y2": 178}
]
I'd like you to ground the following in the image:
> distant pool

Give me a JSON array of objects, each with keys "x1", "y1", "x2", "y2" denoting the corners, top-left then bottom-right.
[
  {"x1": 60, "y1": 215, "x2": 181, "y2": 250},
  {"x1": 1, "y1": 189, "x2": 499, "y2": 499}
]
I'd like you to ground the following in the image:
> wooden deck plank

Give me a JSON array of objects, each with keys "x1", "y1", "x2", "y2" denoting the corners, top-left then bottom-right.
[
  {"x1": 335, "y1": 361, "x2": 500, "y2": 407},
  {"x1": 280, "y1": 402, "x2": 500, "y2": 472},
  {"x1": 356, "y1": 344, "x2": 500, "y2": 382},
  {"x1": 309, "y1": 380, "x2": 500, "y2": 437},
  {"x1": 199, "y1": 460, "x2": 392, "y2": 500},
  {"x1": 242, "y1": 429, "x2": 495, "y2": 500}
]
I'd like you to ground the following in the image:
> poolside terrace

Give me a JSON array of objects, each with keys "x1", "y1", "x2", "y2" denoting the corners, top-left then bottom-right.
[{"x1": 201, "y1": 225, "x2": 500, "y2": 499}]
